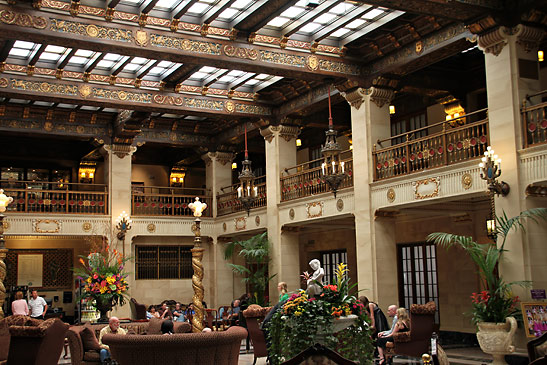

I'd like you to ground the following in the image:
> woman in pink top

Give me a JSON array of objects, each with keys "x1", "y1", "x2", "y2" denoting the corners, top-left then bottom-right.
[{"x1": 11, "y1": 291, "x2": 29, "y2": 316}]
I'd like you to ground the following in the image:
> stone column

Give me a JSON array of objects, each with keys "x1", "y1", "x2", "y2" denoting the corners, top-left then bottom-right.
[
  {"x1": 342, "y1": 86, "x2": 395, "y2": 305},
  {"x1": 261, "y1": 125, "x2": 299, "y2": 301},
  {"x1": 479, "y1": 24, "x2": 543, "y2": 297},
  {"x1": 202, "y1": 152, "x2": 235, "y2": 218},
  {"x1": 102, "y1": 144, "x2": 136, "y2": 319}
]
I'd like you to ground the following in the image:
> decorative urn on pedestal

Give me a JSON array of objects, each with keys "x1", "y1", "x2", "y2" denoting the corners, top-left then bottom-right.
[{"x1": 476, "y1": 316, "x2": 517, "y2": 365}]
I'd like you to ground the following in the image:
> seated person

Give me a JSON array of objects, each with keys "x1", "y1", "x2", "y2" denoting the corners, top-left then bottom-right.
[
  {"x1": 159, "y1": 303, "x2": 172, "y2": 320},
  {"x1": 185, "y1": 303, "x2": 195, "y2": 321},
  {"x1": 173, "y1": 303, "x2": 185, "y2": 322},
  {"x1": 147, "y1": 305, "x2": 160, "y2": 319},
  {"x1": 161, "y1": 319, "x2": 174, "y2": 335},
  {"x1": 376, "y1": 308, "x2": 410, "y2": 365},
  {"x1": 99, "y1": 316, "x2": 127, "y2": 364},
  {"x1": 12, "y1": 291, "x2": 29, "y2": 316},
  {"x1": 228, "y1": 299, "x2": 240, "y2": 326}
]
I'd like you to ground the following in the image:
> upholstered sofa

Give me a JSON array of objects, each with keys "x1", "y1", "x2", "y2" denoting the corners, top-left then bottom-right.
[
  {"x1": 0, "y1": 315, "x2": 69, "y2": 365},
  {"x1": 102, "y1": 326, "x2": 248, "y2": 365},
  {"x1": 67, "y1": 318, "x2": 191, "y2": 365}
]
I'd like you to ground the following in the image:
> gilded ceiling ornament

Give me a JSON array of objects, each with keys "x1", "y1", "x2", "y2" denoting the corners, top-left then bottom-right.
[
  {"x1": 341, "y1": 88, "x2": 366, "y2": 110},
  {"x1": 135, "y1": 30, "x2": 148, "y2": 47},
  {"x1": 82, "y1": 222, "x2": 92, "y2": 232},
  {"x1": 306, "y1": 55, "x2": 319, "y2": 71},
  {"x1": 462, "y1": 173, "x2": 472, "y2": 190},
  {"x1": 415, "y1": 40, "x2": 424, "y2": 55},
  {"x1": 255, "y1": 215, "x2": 260, "y2": 226},
  {"x1": 336, "y1": 199, "x2": 344, "y2": 211},
  {"x1": 413, "y1": 177, "x2": 440, "y2": 200},
  {"x1": 147, "y1": 223, "x2": 156, "y2": 233},
  {"x1": 306, "y1": 201, "x2": 323, "y2": 219},
  {"x1": 235, "y1": 217, "x2": 246, "y2": 231},
  {"x1": 223, "y1": 45, "x2": 258, "y2": 60},
  {"x1": 3, "y1": 221, "x2": 9, "y2": 231},
  {"x1": 76, "y1": 125, "x2": 84, "y2": 134},
  {"x1": 387, "y1": 188, "x2": 396, "y2": 203},
  {"x1": 86, "y1": 24, "x2": 99, "y2": 37},
  {"x1": 289, "y1": 208, "x2": 295, "y2": 220},
  {"x1": 44, "y1": 121, "x2": 53, "y2": 132},
  {"x1": 79, "y1": 84, "x2": 91, "y2": 98},
  {"x1": 0, "y1": 78, "x2": 7, "y2": 88},
  {"x1": 225, "y1": 101, "x2": 235, "y2": 113},
  {"x1": 0, "y1": 10, "x2": 47, "y2": 29}
]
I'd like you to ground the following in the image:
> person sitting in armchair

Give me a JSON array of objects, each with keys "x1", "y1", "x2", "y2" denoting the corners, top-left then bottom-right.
[{"x1": 99, "y1": 316, "x2": 126, "y2": 364}]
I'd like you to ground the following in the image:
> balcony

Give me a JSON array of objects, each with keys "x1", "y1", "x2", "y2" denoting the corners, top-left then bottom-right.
[
  {"x1": 522, "y1": 91, "x2": 547, "y2": 148},
  {"x1": 0, "y1": 180, "x2": 108, "y2": 214},
  {"x1": 131, "y1": 186, "x2": 212, "y2": 217},
  {"x1": 216, "y1": 176, "x2": 266, "y2": 216},
  {"x1": 373, "y1": 108, "x2": 489, "y2": 181},
  {"x1": 280, "y1": 154, "x2": 353, "y2": 202}
]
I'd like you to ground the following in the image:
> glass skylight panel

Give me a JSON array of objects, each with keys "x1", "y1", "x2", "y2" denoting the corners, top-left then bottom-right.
[
  {"x1": 267, "y1": 16, "x2": 290, "y2": 28},
  {"x1": 280, "y1": 6, "x2": 306, "y2": 18},
  {"x1": 155, "y1": 0, "x2": 180, "y2": 10},
  {"x1": 75, "y1": 49, "x2": 94, "y2": 57},
  {"x1": 157, "y1": 60, "x2": 173, "y2": 68},
  {"x1": 9, "y1": 48, "x2": 32, "y2": 58},
  {"x1": 300, "y1": 22, "x2": 321, "y2": 33},
  {"x1": 13, "y1": 41, "x2": 35, "y2": 49},
  {"x1": 218, "y1": 75, "x2": 235, "y2": 82},
  {"x1": 255, "y1": 73, "x2": 269, "y2": 80},
  {"x1": 189, "y1": 72, "x2": 207, "y2": 80},
  {"x1": 346, "y1": 18, "x2": 366, "y2": 29},
  {"x1": 187, "y1": 2, "x2": 210, "y2": 15},
  {"x1": 218, "y1": 8, "x2": 238, "y2": 20},
  {"x1": 45, "y1": 45, "x2": 66, "y2": 53},
  {"x1": 9, "y1": 41, "x2": 38, "y2": 58},
  {"x1": 120, "y1": 0, "x2": 143, "y2": 5},
  {"x1": 330, "y1": 3, "x2": 354, "y2": 15},
  {"x1": 330, "y1": 28, "x2": 350, "y2": 38},
  {"x1": 362, "y1": 8, "x2": 384, "y2": 19},
  {"x1": 123, "y1": 63, "x2": 141, "y2": 72},
  {"x1": 97, "y1": 60, "x2": 116, "y2": 68},
  {"x1": 39, "y1": 52, "x2": 62, "y2": 62},
  {"x1": 244, "y1": 79, "x2": 260, "y2": 86},
  {"x1": 103, "y1": 53, "x2": 123, "y2": 61},
  {"x1": 315, "y1": 13, "x2": 336, "y2": 25},
  {"x1": 34, "y1": 101, "x2": 53, "y2": 106},
  {"x1": 199, "y1": 66, "x2": 218, "y2": 73},
  {"x1": 227, "y1": 70, "x2": 245, "y2": 77},
  {"x1": 67, "y1": 56, "x2": 89, "y2": 66},
  {"x1": 232, "y1": 0, "x2": 252, "y2": 9}
]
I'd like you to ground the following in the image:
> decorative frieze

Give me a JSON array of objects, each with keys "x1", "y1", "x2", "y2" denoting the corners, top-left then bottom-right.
[{"x1": 0, "y1": 9, "x2": 46, "y2": 29}]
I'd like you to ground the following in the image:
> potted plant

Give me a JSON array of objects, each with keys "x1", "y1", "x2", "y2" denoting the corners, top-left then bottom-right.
[
  {"x1": 427, "y1": 207, "x2": 547, "y2": 365},
  {"x1": 267, "y1": 263, "x2": 374, "y2": 364},
  {"x1": 74, "y1": 243, "x2": 130, "y2": 322},
  {"x1": 224, "y1": 232, "x2": 276, "y2": 306}
]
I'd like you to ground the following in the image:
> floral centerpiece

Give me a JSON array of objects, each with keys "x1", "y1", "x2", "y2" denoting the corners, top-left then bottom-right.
[
  {"x1": 267, "y1": 264, "x2": 374, "y2": 364},
  {"x1": 74, "y1": 244, "x2": 130, "y2": 322}
]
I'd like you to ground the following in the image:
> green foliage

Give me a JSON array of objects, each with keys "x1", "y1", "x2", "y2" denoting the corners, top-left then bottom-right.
[
  {"x1": 267, "y1": 264, "x2": 374, "y2": 364},
  {"x1": 224, "y1": 232, "x2": 275, "y2": 306},
  {"x1": 427, "y1": 208, "x2": 547, "y2": 324}
]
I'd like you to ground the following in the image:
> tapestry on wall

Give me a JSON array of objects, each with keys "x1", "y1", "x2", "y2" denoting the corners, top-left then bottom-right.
[{"x1": 5, "y1": 249, "x2": 73, "y2": 289}]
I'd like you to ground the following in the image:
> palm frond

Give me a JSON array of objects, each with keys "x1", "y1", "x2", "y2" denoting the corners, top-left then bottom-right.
[
  {"x1": 224, "y1": 240, "x2": 239, "y2": 260},
  {"x1": 227, "y1": 264, "x2": 251, "y2": 276},
  {"x1": 497, "y1": 208, "x2": 547, "y2": 249}
]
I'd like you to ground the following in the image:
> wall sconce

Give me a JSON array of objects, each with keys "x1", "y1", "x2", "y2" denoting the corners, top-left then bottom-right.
[
  {"x1": 78, "y1": 162, "x2": 96, "y2": 183},
  {"x1": 169, "y1": 166, "x2": 186, "y2": 187},
  {"x1": 479, "y1": 146, "x2": 510, "y2": 196},
  {"x1": 296, "y1": 138, "x2": 302, "y2": 147},
  {"x1": 389, "y1": 105, "x2": 395, "y2": 114},
  {"x1": 231, "y1": 162, "x2": 237, "y2": 170},
  {"x1": 486, "y1": 218, "x2": 497, "y2": 240},
  {"x1": 539, "y1": 50, "x2": 544, "y2": 62},
  {"x1": 115, "y1": 211, "x2": 132, "y2": 240},
  {"x1": 0, "y1": 189, "x2": 13, "y2": 213}
]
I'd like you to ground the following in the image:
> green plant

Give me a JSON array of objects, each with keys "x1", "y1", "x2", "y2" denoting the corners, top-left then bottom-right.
[
  {"x1": 267, "y1": 263, "x2": 374, "y2": 364},
  {"x1": 224, "y1": 232, "x2": 276, "y2": 306},
  {"x1": 427, "y1": 207, "x2": 547, "y2": 324},
  {"x1": 74, "y1": 243, "x2": 131, "y2": 307}
]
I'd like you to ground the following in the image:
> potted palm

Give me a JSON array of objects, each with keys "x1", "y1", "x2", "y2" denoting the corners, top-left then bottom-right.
[{"x1": 427, "y1": 207, "x2": 547, "y2": 365}]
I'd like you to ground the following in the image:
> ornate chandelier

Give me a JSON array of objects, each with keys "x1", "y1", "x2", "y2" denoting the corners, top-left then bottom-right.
[
  {"x1": 321, "y1": 85, "x2": 347, "y2": 197},
  {"x1": 237, "y1": 125, "x2": 257, "y2": 216}
]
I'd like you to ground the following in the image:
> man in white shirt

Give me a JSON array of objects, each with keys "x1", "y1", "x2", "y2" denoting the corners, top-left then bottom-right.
[
  {"x1": 28, "y1": 290, "x2": 48, "y2": 320},
  {"x1": 99, "y1": 316, "x2": 126, "y2": 364},
  {"x1": 378, "y1": 305, "x2": 398, "y2": 338}
]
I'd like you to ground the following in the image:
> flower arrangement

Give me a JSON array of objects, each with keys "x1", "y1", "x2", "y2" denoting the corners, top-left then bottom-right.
[
  {"x1": 428, "y1": 208, "x2": 547, "y2": 325},
  {"x1": 267, "y1": 263, "x2": 374, "y2": 364},
  {"x1": 74, "y1": 244, "x2": 130, "y2": 310}
]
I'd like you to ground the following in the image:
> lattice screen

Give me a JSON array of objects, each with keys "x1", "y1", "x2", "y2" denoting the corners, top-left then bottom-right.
[{"x1": 6, "y1": 249, "x2": 73, "y2": 289}]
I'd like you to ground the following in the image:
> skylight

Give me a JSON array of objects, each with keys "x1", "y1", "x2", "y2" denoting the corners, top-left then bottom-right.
[{"x1": 362, "y1": 8, "x2": 384, "y2": 19}]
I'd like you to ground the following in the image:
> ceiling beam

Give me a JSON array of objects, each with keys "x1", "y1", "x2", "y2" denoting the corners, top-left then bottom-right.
[
  {"x1": 28, "y1": 44, "x2": 46, "y2": 66},
  {"x1": 57, "y1": 48, "x2": 77, "y2": 69},
  {"x1": 0, "y1": 40, "x2": 15, "y2": 63},
  {"x1": 0, "y1": 73, "x2": 272, "y2": 117},
  {"x1": 113, "y1": 109, "x2": 150, "y2": 145},
  {"x1": 312, "y1": 5, "x2": 373, "y2": 43},
  {"x1": 282, "y1": 0, "x2": 339, "y2": 38},
  {"x1": 171, "y1": 0, "x2": 199, "y2": 20},
  {"x1": 0, "y1": 5, "x2": 362, "y2": 83},
  {"x1": 233, "y1": 0, "x2": 297, "y2": 33},
  {"x1": 202, "y1": 0, "x2": 237, "y2": 25},
  {"x1": 136, "y1": 60, "x2": 159, "y2": 79}
]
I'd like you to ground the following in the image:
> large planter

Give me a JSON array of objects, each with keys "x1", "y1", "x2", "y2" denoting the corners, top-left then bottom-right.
[
  {"x1": 95, "y1": 297, "x2": 115, "y2": 323},
  {"x1": 476, "y1": 316, "x2": 517, "y2": 365},
  {"x1": 332, "y1": 314, "x2": 358, "y2": 333}
]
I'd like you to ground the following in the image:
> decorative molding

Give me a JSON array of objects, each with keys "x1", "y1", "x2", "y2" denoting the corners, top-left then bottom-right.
[
  {"x1": 33, "y1": 219, "x2": 62, "y2": 233},
  {"x1": 255, "y1": 215, "x2": 260, "y2": 226},
  {"x1": 387, "y1": 188, "x2": 396, "y2": 203},
  {"x1": 477, "y1": 26, "x2": 509, "y2": 56},
  {"x1": 413, "y1": 177, "x2": 440, "y2": 200},
  {"x1": 367, "y1": 86, "x2": 394, "y2": 108},
  {"x1": 341, "y1": 88, "x2": 366, "y2": 110},
  {"x1": 461, "y1": 173, "x2": 472, "y2": 190},
  {"x1": 260, "y1": 125, "x2": 276, "y2": 143},
  {"x1": 289, "y1": 208, "x2": 295, "y2": 220},
  {"x1": 202, "y1": 151, "x2": 234, "y2": 166},
  {"x1": 3, "y1": 221, "x2": 9, "y2": 231},
  {"x1": 234, "y1": 217, "x2": 246, "y2": 231},
  {"x1": 104, "y1": 144, "x2": 137, "y2": 158},
  {"x1": 279, "y1": 125, "x2": 300, "y2": 142},
  {"x1": 0, "y1": 9, "x2": 47, "y2": 29},
  {"x1": 82, "y1": 222, "x2": 92, "y2": 232},
  {"x1": 222, "y1": 222, "x2": 227, "y2": 232},
  {"x1": 514, "y1": 25, "x2": 545, "y2": 53},
  {"x1": 336, "y1": 199, "x2": 344, "y2": 211},
  {"x1": 306, "y1": 201, "x2": 323, "y2": 219},
  {"x1": 146, "y1": 223, "x2": 156, "y2": 233}
]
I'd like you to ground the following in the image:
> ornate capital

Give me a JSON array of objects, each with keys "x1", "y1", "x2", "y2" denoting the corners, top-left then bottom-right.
[
  {"x1": 478, "y1": 26, "x2": 509, "y2": 56},
  {"x1": 367, "y1": 86, "x2": 394, "y2": 108},
  {"x1": 514, "y1": 25, "x2": 544, "y2": 53},
  {"x1": 260, "y1": 125, "x2": 279, "y2": 143},
  {"x1": 103, "y1": 144, "x2": 137, "y2": 159},
  {"x1": 202, "y1": 151, "x2": 235, "y2": 166},
  {"x1": 259, "y1": 125, "x2": 299, "y2": 143},
  {"x1": 341, "y1": 87, "x2": 366, "y2": 110}
]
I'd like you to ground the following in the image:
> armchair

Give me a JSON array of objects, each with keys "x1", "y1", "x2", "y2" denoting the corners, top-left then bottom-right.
[
  {"x1": 528, "y1": 332, "x2": 547, "y2": 362},
  {"x1": 129, "y1": 298, "x2": 147, "y2": 320},
  {"x1": 243, "y1": 304, "x2": 272, "y2": 365}
]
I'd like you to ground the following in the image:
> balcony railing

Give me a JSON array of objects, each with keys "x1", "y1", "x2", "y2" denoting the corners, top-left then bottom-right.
[
  {"x1": 132, "y1": 186, "x2": 212, "y2": 217},
  {"x1": 217, "y1": 176, "x2": 266, "y2": 216},
  {"x1": 0, "y1": 180, "x2": 108, "y2": 214},
  {"x1": 280, "y1": 153, "x2": 353, "y2": 202},
  {"x1": 373, "y1": 108, "x2": 489, "y2": 181},
  {"x1": 522, "y1": 91, "x2": 547, "y2": 148}
]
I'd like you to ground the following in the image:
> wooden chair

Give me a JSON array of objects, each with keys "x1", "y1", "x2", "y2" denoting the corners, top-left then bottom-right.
[{"x1": 528, "y1": 332, "x2": 547, "y2": 362}]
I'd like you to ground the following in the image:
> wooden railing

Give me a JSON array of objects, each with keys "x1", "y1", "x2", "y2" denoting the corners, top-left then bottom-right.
[
  {"x1": 280, "y1": 152, "x2": 353, "y2": 202},
  {"x1": 373, "y1": 109, "x2": 489, "y2": 181},
  {"x1": 217, "y1": 176, "x2": 266, "y2": 216},
  {"x1": 522, "y1": 91, "x2": 547, "y2": 148},
  {"x1": 0, "y1": 180, "x2": 108, "y2": 214},
  {"x1": 132, "y1": 186, "x2": 212, "y2": 217}
]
